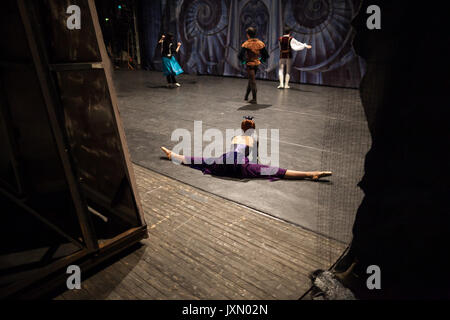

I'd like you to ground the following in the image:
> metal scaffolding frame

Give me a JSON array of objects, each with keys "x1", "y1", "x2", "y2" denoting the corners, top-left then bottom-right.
[{"x1": 0, "y1": 0, "x2": 147, "y2": 299}]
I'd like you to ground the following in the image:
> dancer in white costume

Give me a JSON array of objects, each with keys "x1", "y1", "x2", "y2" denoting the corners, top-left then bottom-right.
[{"x1": 278, "y1": 27, "x2": 312, "y2": 89}]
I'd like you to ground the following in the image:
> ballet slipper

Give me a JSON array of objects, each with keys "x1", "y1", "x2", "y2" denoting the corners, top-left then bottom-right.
[{"x1": 160, "y1": 147, "x2": 172, "y2": 160}]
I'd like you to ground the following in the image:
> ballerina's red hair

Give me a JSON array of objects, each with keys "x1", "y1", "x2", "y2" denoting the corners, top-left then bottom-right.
[{"x1": 241, "y1": 119, "x2": 255, "y2": 133}]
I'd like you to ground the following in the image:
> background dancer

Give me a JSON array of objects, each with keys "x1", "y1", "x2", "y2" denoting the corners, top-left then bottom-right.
[
  {"x1": 238, "y1": 27, "x2": 269, "y2": 104},
  {"x1": 158, "y1": 33, "x2": 183, "y2": 88},
  {"x1": 278, "y1": 27, "x2": 312, "y2": 89}
]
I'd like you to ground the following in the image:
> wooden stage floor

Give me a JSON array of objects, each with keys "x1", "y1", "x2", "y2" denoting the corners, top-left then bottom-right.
[{"x1": 55, "y1": 164, "x2": 346, "y2": 300}]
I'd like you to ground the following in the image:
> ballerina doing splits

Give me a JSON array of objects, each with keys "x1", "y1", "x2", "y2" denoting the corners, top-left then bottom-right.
[{"x1": 160, "y1": 118, "x2": 332, "y2": 181}]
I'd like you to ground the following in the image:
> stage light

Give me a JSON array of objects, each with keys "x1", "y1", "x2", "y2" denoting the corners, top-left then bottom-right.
[
  {"x1": 118, "y1": 5, "x2": 122, "y2": 9},
  {"x1": 105, "y1": 18, "x2": 109, "y2": 21}
]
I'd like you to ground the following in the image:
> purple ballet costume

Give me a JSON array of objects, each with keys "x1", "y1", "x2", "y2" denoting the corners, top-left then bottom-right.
[{"x1": 183, "y1": 143, "x2": 286, "y2": 180}]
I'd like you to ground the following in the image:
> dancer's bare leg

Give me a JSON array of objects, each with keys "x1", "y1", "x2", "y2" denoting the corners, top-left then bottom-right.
[
  {"x1": 284, "y1": 170, "x2": 332, "y2": 181},
  {"x1": 161, "y1": 146, "x2": 185, "y2": 164}
]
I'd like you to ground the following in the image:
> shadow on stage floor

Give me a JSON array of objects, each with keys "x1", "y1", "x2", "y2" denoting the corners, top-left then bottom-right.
[
  {"x1": 238, "y1": 104, "x2": 272, "y2": 111},
  {"x1": 113, "y1": 70, "x2": 371, "y2": 244}
]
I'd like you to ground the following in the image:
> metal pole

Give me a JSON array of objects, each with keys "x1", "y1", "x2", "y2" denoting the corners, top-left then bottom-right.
[{"x1": 133, "y1": 0, "x2": 142, "y2": 66}]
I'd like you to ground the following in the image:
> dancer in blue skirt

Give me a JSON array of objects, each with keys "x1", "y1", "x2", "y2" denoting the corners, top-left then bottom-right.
[{"x1": 158, "y1": 33, "x2": 184, "y2": 88}]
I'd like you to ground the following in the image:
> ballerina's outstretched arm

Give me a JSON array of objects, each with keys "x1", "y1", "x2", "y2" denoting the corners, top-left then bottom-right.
[
  {"x1": 161, "y1": 147, "x2": 186, "y2": 164},
  {"x1": 283, "y1": 170, "x2": 332, "y2": 181}
]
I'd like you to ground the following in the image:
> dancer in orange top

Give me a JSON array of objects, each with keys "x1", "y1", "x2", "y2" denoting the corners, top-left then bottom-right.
[{"x1": 238, "y1": 27, "x2": 269, "y2": 104}]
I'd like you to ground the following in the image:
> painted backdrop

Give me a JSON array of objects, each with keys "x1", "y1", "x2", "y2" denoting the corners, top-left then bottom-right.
[{"x1": 140, "y1": 0, "x2": 365, "y2": 88}]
